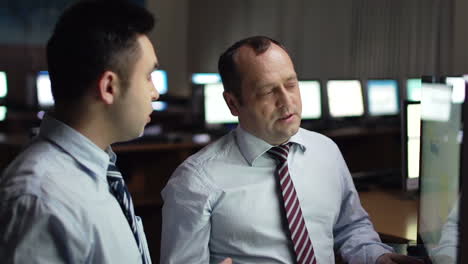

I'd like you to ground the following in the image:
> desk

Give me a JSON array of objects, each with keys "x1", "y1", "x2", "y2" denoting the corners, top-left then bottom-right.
[{"x1": 359, "y1": 189, "x2": 418, "y2": 242}]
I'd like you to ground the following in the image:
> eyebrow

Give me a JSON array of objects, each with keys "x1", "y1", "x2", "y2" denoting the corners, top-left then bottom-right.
[{"x1": 255, "y1": 75, "x2": 298, "y2": 90}]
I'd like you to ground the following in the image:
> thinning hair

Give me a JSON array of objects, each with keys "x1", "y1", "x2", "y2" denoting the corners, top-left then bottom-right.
[{"x1": 218, "y1": 36, "x2": 288, "y2": 103}]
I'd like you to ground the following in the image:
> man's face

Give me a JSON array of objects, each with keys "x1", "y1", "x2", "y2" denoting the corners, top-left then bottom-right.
[
  {"x1": 225, "y1": 43, "x2": 302, "y2": 145},
  {"x1": 113, "y1": 35, "x2": 159, "y2": 141}
]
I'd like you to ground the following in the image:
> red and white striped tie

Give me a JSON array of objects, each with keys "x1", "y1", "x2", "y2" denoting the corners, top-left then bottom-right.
[{"x1": 268, "y1": 143, "x2": 317, "y2": 264}]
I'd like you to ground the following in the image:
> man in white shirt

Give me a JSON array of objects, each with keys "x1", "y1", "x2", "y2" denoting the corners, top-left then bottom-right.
[
  {"x1": 0, "y1": 1, "x2": 159, "y2": 263},
  {"x1": 161, "y1": 36, "x2": 422, "y2": 264}
]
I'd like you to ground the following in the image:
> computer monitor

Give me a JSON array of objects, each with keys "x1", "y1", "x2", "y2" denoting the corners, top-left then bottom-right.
[
  {"x1": 152, "y1": 101, "x2": 168, "y2": 111},
  {"x1": 191, "y1": 73, "x2": 221, "y2": 85},
  {"x1": 366, "y1": 79, "x2": 399, "y2": 116},
  {"x1": 203, "y1": 82, "x2": 238, "y2": 125},
  {"x1": 151, "y1": 70, "x2": 168, "y2": 95},
  {"x1": 0, "y1": 71, "x2": 7, "y2": 99},
  {"x1": 445, "y1": 77, "x2": 466, "y2": 104},
  {"x1": 298, "y1": 80, "x2": 321, "y2": 120},
  {"x1": 36, "y1": 71, "x2": 54, "y2": 109},
  {"x1": 417, "y1": 81, "x2": 461, "y2": 263},
  {"x1": 0, "y1": 106, "x2": 6, "y2": 121},
  {"x1": 401, "y1": 101, "x2": 421, "y2": 192},
  {"x1": 406, "y1": 78, "x2": 422, "y2": 101},
  {"x1": 326, "y1": 79, "x2": 364, "y2": 118}
]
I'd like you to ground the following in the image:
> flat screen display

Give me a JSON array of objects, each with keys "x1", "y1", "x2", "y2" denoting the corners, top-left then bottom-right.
[
  {"x1": 36, "y1": 71, "x2": 54, "y2": 108},
  {"x1": 419, "y1": 83, "x2": 461, "y2": 262},
  {"x1": 192, "y1": 73, "x2": 221, "y2": 85},
  {"x1": 445, "y1": 77, "x2": 465, "y2": 104},
  {"x1": 407, "y1": 78, "x2": 422, "y2": 101},
  {"x1": 0, "y1": 106, "x2": 6, "y2": 121},
  {"x1": 204, "y1": 83, "x2": 238, "y2": 124},
  {"x1": 151, "y1": 70, "x2": 168, "y2": 95},
  {"x1": 367, "y1": 79, "x2": 399, "y2": 116},
  {"x1": 326, "y1": 80, "x2": 364, "y2": 118},
  {"x1": 299, "y1": 80, "x2": 321, "y2": 119},
  {"x1": 406, "y1": 103, "x2": 421, "y2": 181},
  {"x1": 0, "y1": 71, "x2": 7, "y2": 98}
]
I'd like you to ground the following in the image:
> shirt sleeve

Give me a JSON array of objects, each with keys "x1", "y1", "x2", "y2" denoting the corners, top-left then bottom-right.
[
  {"x1": 0, "y1": 195, "x2": 88, "y2": 263},
  {"x1": 160, "y1": 162, "x2": 218, "y2": 264},
  {"x1": 332, "y1": 152, "x2": 394, "y2": 264}
]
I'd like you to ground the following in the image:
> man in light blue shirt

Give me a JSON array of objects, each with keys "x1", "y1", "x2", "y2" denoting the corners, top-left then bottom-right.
[
  {"x1": 0, "y1": 1, "x2": 159, "y2": 263},
  {"x1": 161, "y1": 36, "x2": 422, "y2": 264}
]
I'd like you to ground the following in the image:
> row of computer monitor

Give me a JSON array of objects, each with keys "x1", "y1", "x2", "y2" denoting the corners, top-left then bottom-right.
[
  {"x1": 34, "y1": 70, "x2": 169, "y2": 110},
  {"x1": 0, "y1": 70, "x2": 466, "y2": 125},
  {"x1": 196, "y1": 74, "x2": 467, "y2": 126}
]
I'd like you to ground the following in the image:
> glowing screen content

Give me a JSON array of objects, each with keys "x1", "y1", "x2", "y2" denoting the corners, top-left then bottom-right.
[
  {"x1": 367, "y1": 80, "x2": 399, "y2": 116},
  {"x1": 192, "y1": 73, "x2": 221, "y2": 85},
  {"x1": 327, "y1": 80, "x2": 364, "y2": 118},
  {"x1": 407, "y1": 78, "x2": 422, "y2": 101},
  {"x1": 36, "y1": 71, "x2": 54, "y2": 108},
  {"x1": 298, "y1": 81, "x2": 321, "y2": 119},
  {"x1": 151, "y1": 70, "x2": 168, "y2": 95},
  {"x1": 204, "y1": 83, "x2": 238, "y2": 125},
  {"x1": 0, "y1": 71, "x2": 7, "y2": 98},
  {"x1": 406, "y1": 103, "x2": 421, "y2": 180}
]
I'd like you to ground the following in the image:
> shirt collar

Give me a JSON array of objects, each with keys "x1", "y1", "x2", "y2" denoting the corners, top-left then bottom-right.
[
  {"x1": 39, "y1": 114, "x2": 111, "y2": 179},
  {"x1": 235, "y1": 126, "x2": 307, "y2": 166}
]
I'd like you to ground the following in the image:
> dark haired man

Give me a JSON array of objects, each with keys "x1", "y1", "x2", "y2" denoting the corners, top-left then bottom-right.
[
  {"x1": 0, "y1": 1, "x2": 158, "y2": 263},
  {"x1": 161, "y1": 36, "x2": 422, "y2": 264}
]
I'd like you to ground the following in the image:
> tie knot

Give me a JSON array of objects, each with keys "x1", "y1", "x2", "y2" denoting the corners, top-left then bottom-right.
[
  {"x1": 107, "y1": 161, "x2": 123, "y2": 181},
  {"x1": 268, "y1": 142, "x2": 292, "y2": 163}
]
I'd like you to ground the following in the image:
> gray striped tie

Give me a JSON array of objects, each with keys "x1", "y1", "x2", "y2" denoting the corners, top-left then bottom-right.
[{"x1": 107, "y1": 160, "x2": 150, "y2": 264}]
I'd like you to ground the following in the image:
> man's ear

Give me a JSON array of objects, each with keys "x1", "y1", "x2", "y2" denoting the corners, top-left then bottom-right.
[
  {"x1": 97, "y1": 71, "x2": 119, "y2": 105},
  {"x1": 223, "y1": 91, "x2": 240, "y2": 116}
]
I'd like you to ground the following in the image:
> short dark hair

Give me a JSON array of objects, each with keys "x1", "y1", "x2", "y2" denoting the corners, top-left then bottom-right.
[
  {"x1": 218, "y1": 36, "x2": 287, "y2": 103},
  {"x1": 46, "y1": 0, "x2": 155, "y2": 106}
]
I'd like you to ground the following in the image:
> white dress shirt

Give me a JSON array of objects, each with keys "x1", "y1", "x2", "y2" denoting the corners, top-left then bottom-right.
[
  {"x1": 0, "y1": 115, "x2": 151, "y2": 263},
  {"x1": 161, "y1": 126, "x2": 393, "y2": 264}
]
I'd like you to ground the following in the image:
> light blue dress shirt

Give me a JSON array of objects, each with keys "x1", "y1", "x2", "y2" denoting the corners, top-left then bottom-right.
[
  {"x1": 161, "y1": 126, "x2": 393, "y2": 264},
  {"x1": 0, "y1": 115, "x2": 151, "y2": 263}
]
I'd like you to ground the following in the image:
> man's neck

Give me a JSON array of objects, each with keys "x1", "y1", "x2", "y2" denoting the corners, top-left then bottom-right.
[{"x1": 53, "y1": 106, "x2": 112, "y2": 150}]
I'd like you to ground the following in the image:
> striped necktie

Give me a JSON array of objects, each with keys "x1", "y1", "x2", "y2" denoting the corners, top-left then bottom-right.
[
  {"x1": 268, "y1": 143, "x2": 317, "y2": 264},
  {"x1": 107, "y1": 160, "x2": 150, "y2": 264}
]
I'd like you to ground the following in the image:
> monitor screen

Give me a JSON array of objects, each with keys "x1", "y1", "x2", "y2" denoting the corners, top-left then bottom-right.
[
  {"x1": 0, "y1": 106, "x2": 6, "y2": 121},
  {"x1": 407, "y1": 78, "x2": 422, "y2": 101},
  {"x1": 366, "y1": 79, "x2": 399, "y2": 116},
  {"x1": 404, "y1": 102, "x2": 421, "y2": 191},
  {"x1": 151, "y1": 70, "x2": 168, "y2": 95},
  {"x1": 326, "y1": 80, "x2": 364, "y2": 118},
  {"x1": 0, "y1": 71, "x2": 7, "y2": 99},
  {"x1": 299, "y1": 80, "x2": 321, "y2": 119},
  {"x1": 192, "y1": 73, "x2": 221, "y2": 85},
  {"x1": 36, "y1": 71, "x2": 54, "y2": 109},
  {"x1": 445, "y1": 77, "x2": 466, "y2": 104},
  {"x1": 419, "y1": 82, "x2": 461, "y2": 262},
  {"x1": 152, "y1": 101, "x2": 168, "y2": 111},
  {"x1": 203, "y1": 83, "x2": 238, "y2": 125}
]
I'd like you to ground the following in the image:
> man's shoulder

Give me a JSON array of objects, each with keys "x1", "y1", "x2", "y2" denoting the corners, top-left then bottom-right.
[
  {"x1": 298, "y1": 128, "x2": 338, "y2": 149},
  {"x1": 183, "y1": 132, "x2": 236, "y2": 167},
  {"x1": 0, "y1": 139, "x2": 71, "y2": 201}
]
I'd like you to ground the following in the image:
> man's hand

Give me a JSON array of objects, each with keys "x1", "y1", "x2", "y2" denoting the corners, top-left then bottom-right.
[
  {"x1": 219, "y1": 257, "x2": 232, "y2": 264},
  {"x1": 376, "y1": 253, "x2": 424, "y2": 264}
]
